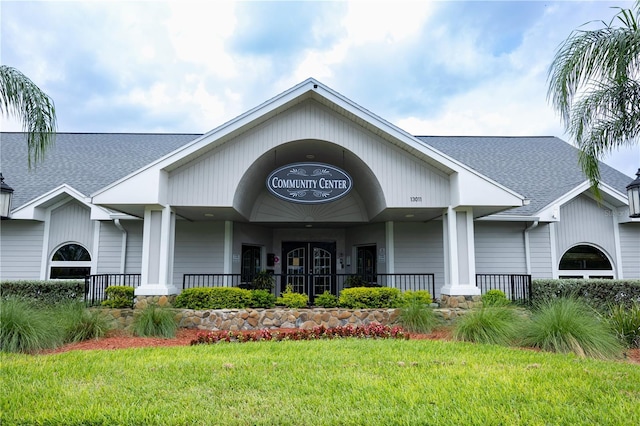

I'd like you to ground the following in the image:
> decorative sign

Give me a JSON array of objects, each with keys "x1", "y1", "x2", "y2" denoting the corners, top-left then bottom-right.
[{"x1": 266, "y1": 162, "x2": 353, "y2": 204}]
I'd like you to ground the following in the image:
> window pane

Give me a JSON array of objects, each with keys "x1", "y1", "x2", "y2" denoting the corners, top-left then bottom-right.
[
  {"x1": 559, "y1": 245, "x2": 612, "y2": 270},
  {"x1": 50, "y1": 267, "x2": 90, "y2": 279},
  {"x1": 52, "y1": 244, "x2": 91, "y2": 261}
]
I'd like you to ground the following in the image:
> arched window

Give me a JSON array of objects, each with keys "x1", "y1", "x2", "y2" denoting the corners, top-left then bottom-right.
[
  {"x1": 559, "y1": 245, "x2": 614, "y2": 279},
  {"x1": 50, "y1": 243, "x2": 91, "y2": 279}
]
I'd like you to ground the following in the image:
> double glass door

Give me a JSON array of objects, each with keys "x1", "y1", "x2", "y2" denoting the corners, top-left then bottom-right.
[{"x1": 282, "y1": 242, "x2": 335, "y2": 303}]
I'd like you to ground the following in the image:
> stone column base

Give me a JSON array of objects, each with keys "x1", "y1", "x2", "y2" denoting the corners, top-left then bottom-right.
[
  {"x1": 440, "y1": 294, "x2": 482, "y2": 309},
  {"x1": 134, "y1": 295, "x2": 177, "y2": 309}
]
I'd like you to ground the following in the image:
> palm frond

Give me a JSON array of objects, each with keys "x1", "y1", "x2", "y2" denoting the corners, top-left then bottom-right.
[{"x1": 0, "y1": 65, "x2": 57, "y2": 167}]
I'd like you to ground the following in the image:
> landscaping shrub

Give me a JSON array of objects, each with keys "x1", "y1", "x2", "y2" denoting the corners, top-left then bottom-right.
[
  {"x1": 314, "y1": 291, "x2": 338, "y2": 308},
  {"x1": 402, "y1": 290, "x2": 432, "y2": 306},
  {"x1": 174, "y1": 287, "x2": 253, "y2": 309},
  {"x1": 276, "y1": 285, "x2": 308, "y2": 308},
  {"x1": 250, "y1": 289, "x2": 276, "y2": 308},
  {"x1": 344, "y1": 275, "x2": 369, "y2": 288},
  {"x1": 54, "y1": 301, "x2": 110, "y2": 343},
  {"x1": 0, "y1": 298, "x2": 62, "y2": 353},
  {"x1": 101, "y1": 286, "x2": 134, "y2": 308},
  {"x1": 0, "y1": 280, "x2": 84, "y2": 305},
  {"x1": 607, "y1": 302, "x2": 640, "y2": 348},
  {"x1": 251, "y1": 271, "x2": 275, "y2": 291},
  {"x1": 521, "y1": 297, "x2": 623, "y2": 359},
  {"x1": 339, "y1": 287, "x2": 403, "y2": 309},
  {"x1": 133, "y1": 304, "x2": 177, "y2": 338},
  {"x1": 453, "y1": 306, "x2": 522, "y2": 346},
  {"x1": 399, "y1": 298, "x2": 437, "y2": 334},
  {"x1": 532, "y1": 279, "x2": 640, "y2": 309},
  {"x1": 482, "y1": 289, "x2": 510, "y2": 307}
]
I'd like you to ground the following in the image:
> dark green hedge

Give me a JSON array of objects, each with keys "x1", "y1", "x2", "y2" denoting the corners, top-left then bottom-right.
[
  {"x1": 174, "y1": 287, "x2": 254, "y2": 310},
  {"x1": 338, "y1": 287, "x2": 404, "y2": 309},
  {"x1": 0, "y1": 280, "x2": 85, "y2": 305},
  {"x1": 532, "y1": 279, "x2": 640, "y2": 309}
]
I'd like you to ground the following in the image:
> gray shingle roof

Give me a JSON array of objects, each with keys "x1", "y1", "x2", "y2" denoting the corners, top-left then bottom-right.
[
  {"x1": 1, "y1": 132, "x2": 632, "y2": 216},
  {"x1": 416, "y1": 136, "x2": 633, "y2": 215},
  {"x1": 0, "y1": 133, "x2": 201, "y2": 209}
]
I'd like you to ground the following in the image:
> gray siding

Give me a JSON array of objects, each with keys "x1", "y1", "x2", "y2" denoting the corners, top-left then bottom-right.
[
  {"x1": 620, "y1": 224, "x2": 640, "y2": 279},
  {"x1": 529, "y1": 224, "x2": 553, "y2": 278},
  {"x1": 474, "y1": 222, "x2": 526, "y2": 274},
  {"x1": 393, "y1": 221, "x2": 444, "y2": 297},
  {"x1": 48, "y1": 201, "x2": 94, "y2": 258},
  {"x1": 556, "y1": 195, "x2": 616, "y2": 269},
  {"x1": 96, "y1": 222, "x2": 123, "y2": 274},
  {"x1": 0, "y1": 220, "x2": 45, "y2": 280},
  {"x1": 172, "y1": 221, "x2": 225, "y2": 285}
]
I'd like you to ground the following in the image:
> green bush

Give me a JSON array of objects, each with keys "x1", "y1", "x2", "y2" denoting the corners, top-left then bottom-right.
[
  {"x1": 101, "y1": 286, "x2": 134, "y2": 308},
  {"x1": 339, "y1": 287, "x2": 403, "y2": 309},
  {"x1": 54, "y1": 301, "x2": 110, "y2": 343},
  {"x1": 315, "y1": 291, "x2": 338, "y2": 308},
  {"x1": 174, "y1": 287, "x2": 253, "y2": 310},
  {"x1": 133, "y1": 304, "x2": 177, "y2": 338},
  {"x1": 0, "y1": 280, "x2": 84, "y2": 305},
  {"x1": 344, "y1": 275, "x2": 369, "y2": 288},
  {"x1": 532, "y1": 279, "x2": 640, "y2": 310},
  {"x1": 521, "y1": 297, "x2": 623, "y2": 359},
  {"x1": 250, "y1": 289, "x2": 276, "y2": 308},
  {"x1": 402, "y1": 290, "x2": 432, "y2": 306},
  {"x1": 276, "y1": 285, "x2": 308, "y2": 308},
  {"x1": 607, "y1": 302, "x2": 640, "y2": 349},
  {"x1": 453, "y1": 306, "x2": 522, "y2": 346},
  {"x1": 0, "y1": 298, "x2": 62, "y2": 353},
  {"x1": 482, "y1": 289, "x2": 510, "y2": 307},
  {"x1": 399, "y1": 298, "x2": 437, "y2": 333}
]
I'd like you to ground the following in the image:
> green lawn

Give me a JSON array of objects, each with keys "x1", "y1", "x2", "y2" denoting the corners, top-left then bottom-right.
[{"x1": 2, "y1": 339, "x2": 639, "y2": 425}]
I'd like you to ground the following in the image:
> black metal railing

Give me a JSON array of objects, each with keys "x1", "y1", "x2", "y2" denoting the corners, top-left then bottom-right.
[
  {"x1": 183, "y1": 273, "x2": 436, "y2": 303},
  {"x1": 476, "y1": 274, "x2": 532, "y2": 303},
  {"x1": 84, "y1": 274, "x2": 141, "y2": 306}
]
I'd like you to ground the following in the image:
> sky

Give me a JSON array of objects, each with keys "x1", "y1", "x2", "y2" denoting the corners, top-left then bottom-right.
[{"x1": 1, "y1": 0, "x2": 639, "y2": 178}]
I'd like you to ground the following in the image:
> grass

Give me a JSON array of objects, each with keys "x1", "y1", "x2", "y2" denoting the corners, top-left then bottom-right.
[
  {"x1": 453, "y1": 306, "x2": 522, "y2": 346},
  {"x1": 521, "y1": 298, "x2": 623, "y2": 359},
  {"x1": 1, "y1": 339, "x2": 639, "y2": 425},
  {"x1": 133, "y1": 304, "x2": 178, "y2": 338},
  {"x1": 54, "y1": 301, "x2": 110, "y2": 343},
  {"x1": 607, "y1": 302, "x2": 640, "y2": 348},
  {"x1": 399, "y1": 299, "x2": 438, "y2": 333},
  {"x1": 0, "y1": 298, "x2": 62, "y2": 353}
]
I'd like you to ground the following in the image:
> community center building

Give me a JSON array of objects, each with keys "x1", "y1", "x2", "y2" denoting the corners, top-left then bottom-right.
[{"x1": 1, "y1": 79, "x2": 638, "y2": 304}]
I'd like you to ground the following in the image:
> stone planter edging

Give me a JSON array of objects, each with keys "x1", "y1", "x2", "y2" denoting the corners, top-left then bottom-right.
[{"x1": 96, "y1": 307, "x2": 470, "y2": 331}]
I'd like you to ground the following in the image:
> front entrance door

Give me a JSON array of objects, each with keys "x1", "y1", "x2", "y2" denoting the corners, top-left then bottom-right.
[{"x1": 282, "y1": 241, "x2": 336, "y2": 304}]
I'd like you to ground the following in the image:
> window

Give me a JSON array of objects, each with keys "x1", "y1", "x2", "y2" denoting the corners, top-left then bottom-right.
[
  {"x1": 49, "y1": 243, "x2": 91, "y2": 279},
  {"x1": 241, "y1": 245, "x2": 262, "y2": 282},
  {"x1": 558, "y1": 245, "x2": 614, "y2": 279}
]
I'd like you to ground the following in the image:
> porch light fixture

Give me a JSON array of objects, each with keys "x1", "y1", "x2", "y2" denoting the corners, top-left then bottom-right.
[
  {"x1": 0, "y1": 173, "x2": 14, "y2": 219},
  {"x1": 627, "y1": 169, "x2": 640, "y2": 218}
]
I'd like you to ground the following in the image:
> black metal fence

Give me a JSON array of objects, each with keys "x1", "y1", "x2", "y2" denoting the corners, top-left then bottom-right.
[
  {"x1": 84, "y1": 274, "x2": 141, "y2": 306},
  {"x1": 476, "y1": 274, "x2": 532, "y2": 303}
]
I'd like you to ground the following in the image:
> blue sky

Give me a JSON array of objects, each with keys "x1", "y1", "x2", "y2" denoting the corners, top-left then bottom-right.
[{"x1": 1, "y1": 0, "x2": 638, "y2": 178}]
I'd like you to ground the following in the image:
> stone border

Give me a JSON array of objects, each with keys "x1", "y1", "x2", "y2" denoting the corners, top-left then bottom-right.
[{"x1": 97, "y1": 307, "x2": 470, "y2": 331}]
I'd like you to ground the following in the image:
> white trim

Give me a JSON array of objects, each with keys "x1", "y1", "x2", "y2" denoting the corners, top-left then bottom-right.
[
  {"x1": 158, "y1": 205, "x2": 172, "y2": 285},
  {"x1": 479, "y1": 215, "x2": 540, "y2": 222},
  {"x1": 141, "y1": 207, "x2": 153, "y2": 285},
  {"x1": 446, "y1": 206, "x2": 458, "y2": 285},
  {"x1": 39, "y1": 209, "x2": 52, "y2": 280},
  {"x1": 91, "y1": 221, "x2": 100, "y2": 274},
  {"x1": 224, "y1": 221, "x2": 233, "y2": 278},
  {"x1": 550, "y1": 222, "x2": 558, "y2": 279},
  {"x1": 612, "y1": 211, "x2": 623, "y2": 279},
  {"x1": 385, "y1": 221, "x2": 395, "y2": 274},
  {"x1": 465, "y1": 208, "x2": 476, "y2": 283},
  {"x1": 11, "y1": 184, "x2": 111, "y2": 221}
]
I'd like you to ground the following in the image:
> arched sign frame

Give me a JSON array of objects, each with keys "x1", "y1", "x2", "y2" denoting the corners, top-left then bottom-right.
[{"x1": 266, "y1": 162, "x2": 353, "y2": 204}]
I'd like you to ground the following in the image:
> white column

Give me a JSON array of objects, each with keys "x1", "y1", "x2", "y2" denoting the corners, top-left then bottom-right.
[
  {"x1": 440, "y1": 206, "x2": 480, "y2": 296},
  {"x1": 385, "y1": 221, "x2": 395, "y2": 274},
  {"x1": 137, "y1": 205, "x2": 179, "y2": 296},
  {"x1": 223, "y1": 220, "x2": 233, "y2": 286}
]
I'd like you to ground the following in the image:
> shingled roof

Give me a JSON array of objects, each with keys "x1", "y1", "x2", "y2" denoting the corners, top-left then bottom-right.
[
  {"x1": 416, "y1": 136, "x2": 633, "y2": 216},
  {"x1": 0, "y1": 133, "x2": 201, "y2": 209},
  {"x1": 0, "y1": 132, "x2": 632, "y2": 216}
]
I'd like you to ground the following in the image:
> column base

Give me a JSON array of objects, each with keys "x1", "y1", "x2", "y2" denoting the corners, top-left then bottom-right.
[
  {"x1": 440, "y1": 284, "x2": 481, "y2": 296},
  {"x1": 440, "y1": 294, "x2": 482, "y2": 309},
  {"x1": 134, "y1": 283, "x2": 180, "y2": 296}
]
